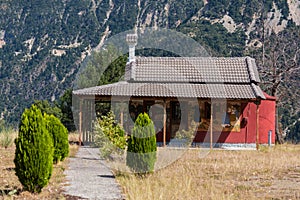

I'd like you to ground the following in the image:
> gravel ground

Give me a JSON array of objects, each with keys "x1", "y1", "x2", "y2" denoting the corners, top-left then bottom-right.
[{"x1": 63, "y1": 147, "x2": 125, "y2": 200}]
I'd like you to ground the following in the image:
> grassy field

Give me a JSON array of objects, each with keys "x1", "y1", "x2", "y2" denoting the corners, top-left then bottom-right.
[
  {"x1": 0, "y1": 132, "x2": 79, "y2": 199},
  {"x1": 116, "y1": 145, "x2": 300, "y2": 200},
  {"x1": 2, "y1": 130, "x2": 300, "y2": 200}
]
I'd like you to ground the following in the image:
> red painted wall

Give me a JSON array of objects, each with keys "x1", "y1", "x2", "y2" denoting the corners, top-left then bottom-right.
[
  {"x1": 193, "y1": 94, "x2": 276, "y2": 144},
  {"x1": 193, "y1": 102, "x2": 258, "y2": 144},
  {"x1": 155, "y1": 94, "x2": 276, "y2": 145},
  {"x1": 258, "y1": 93, "x2": 276, "y2": 144}
]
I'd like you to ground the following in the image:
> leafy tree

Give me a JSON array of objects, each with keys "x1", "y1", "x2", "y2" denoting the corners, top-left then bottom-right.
[
  {"x1": 75, "y1": 47, "x2": 127, "y2": 118},
  {"x1": 57, "y1": 89, "x2": 76, "y2": 132},
  {"x1": 93, "y1": 112, "x2": 127, "y2": 159},
  {"x1": 126, "y1": 113, "x2": 157, "y2": 174},
  {"x1": 33, "y1": 100, "x2": 63, "y2": 120},
  {"x1": 14, "y1": 105, "x2": 53, "y2": 193},
  {"x1": 98, "y1": 54, "x2": 127, "y2": 85},
  {"x1": 75, "y1": 45, "x2": 124, "y2": 89},
  {"x1": 45, "y1": 114, "x2": 69, "y2": 163}
]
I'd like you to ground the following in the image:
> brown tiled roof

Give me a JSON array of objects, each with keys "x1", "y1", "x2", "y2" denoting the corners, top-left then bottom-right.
[
  {"x1": 73, "y1": 81, "x2": 265, "y2": 99},
  {"x1": 125, "y1": 56, "x2": 261, "y2": 83},
  {"x1": 74, "y1": 56, "x2": 265, "y2": 100}
]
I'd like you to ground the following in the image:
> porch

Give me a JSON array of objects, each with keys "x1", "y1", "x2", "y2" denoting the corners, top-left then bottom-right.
[{"x1": 73, "y1": 96, "x2": 262, "y2": 149}]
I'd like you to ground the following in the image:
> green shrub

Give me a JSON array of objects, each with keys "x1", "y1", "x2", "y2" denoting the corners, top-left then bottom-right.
[
  {"x1": 93, "y1": 112, "x2": 127, "y2": 159},
  {"x1": 14, "y1": 105, "x2": 54, "y2": 193},
  {"x1": 126, "y1": 113, "x2": 157, "y2": 174},
  {"x1": 45, "y1": 114, "x2": 69, "y2": 164},
  {"x1": 175, "y1": 120, "x2": 197, "y2": 146}
]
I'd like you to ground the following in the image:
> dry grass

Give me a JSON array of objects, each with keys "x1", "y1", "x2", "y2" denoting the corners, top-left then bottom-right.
[
  {"x1": 0, "y1": 134, "x2": 79, "y2": 199},
  {"x1": 68, "y1": 132, "x2": 80, "y2": 145},
  {"x1": 116, "y1": 144, "x2": 300, "y2": 200},
  {"x1": 2, "y1": 129, "x2": 300, "y2": 200},
  {"x1": 0, "y1": 128, "x2": 17, "y2": 149}
]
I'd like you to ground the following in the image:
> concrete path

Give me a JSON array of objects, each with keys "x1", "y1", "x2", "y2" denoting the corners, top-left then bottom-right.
[{"x1": 63, "y1": 147, "x2": 124, "y2": 200}]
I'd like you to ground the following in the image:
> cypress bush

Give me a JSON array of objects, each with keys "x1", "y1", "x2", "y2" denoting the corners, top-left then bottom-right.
[
  {"x1": 126, "y1": 113, "x2": 157, "y2": 174},
  {"x1": 14, "y1": 105, "x2": 54, "y2": 193},
  {"x1": 45, "y1": 114, "x2": 69, "y2": 164}
]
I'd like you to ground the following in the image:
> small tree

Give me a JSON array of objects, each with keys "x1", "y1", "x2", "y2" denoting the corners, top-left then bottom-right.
[
  {"x1": 45, "y1": 114, "x2": 69, "y2": 164},
  {"x1": 126, "y1": 113, "x2": 157, "y2": 174},
  {"x1": 175, "y1": 120, "x2": 197, "y2": 146},
  {"x1": 14, "y1": 105, "x2": 53, "y2": 193},
  {"x1": 93, "y1": 112, "x2": 127, "y2": 159}
]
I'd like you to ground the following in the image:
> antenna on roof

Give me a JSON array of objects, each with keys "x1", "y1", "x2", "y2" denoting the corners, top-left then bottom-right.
[{"x1": 126, "y1": 34, "x2": 138, "y2": 64}]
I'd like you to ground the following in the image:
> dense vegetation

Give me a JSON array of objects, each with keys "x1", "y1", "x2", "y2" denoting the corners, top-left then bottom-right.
[
  {"x1": 13, "y1": 104, "x2": 70, "y2": 193},
  {"x1": 0, "y1": 0, "x2": 299, "y2": 141}
]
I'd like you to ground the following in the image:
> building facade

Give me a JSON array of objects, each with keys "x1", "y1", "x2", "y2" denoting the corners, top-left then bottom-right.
[{"x1": 73, "y1": 34, "x2": 275, "y2": 149}]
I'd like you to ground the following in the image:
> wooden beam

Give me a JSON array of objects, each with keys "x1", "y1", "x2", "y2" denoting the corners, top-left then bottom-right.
[
  {"x1": 89, "y1": 100, "x2": 94, "y2": 142},
  {"x1": 256, "y1": 102, "x2": 260, "y2": 150},
  {"x1": 210, "y1": 102, "x2": 213, "y2": 150},
  {"x1": 79, "y1": 99, "x2": 83, "y2": 146},
  {"x1": 120, "y1": 103, "x2": 124, "y2": 128},
  {"x1": 163, "y1": 100, "x2": 167, "y2": 147}
]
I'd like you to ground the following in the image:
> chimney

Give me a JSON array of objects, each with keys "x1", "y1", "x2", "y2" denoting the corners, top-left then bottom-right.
[{"x1": 126, "y1": 34, "x2": 138, "y2": 63}]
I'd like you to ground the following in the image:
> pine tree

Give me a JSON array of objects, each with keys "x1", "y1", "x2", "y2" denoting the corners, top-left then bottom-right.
[
  {"x1": 14, "y1": 105, "x2": 54, "y2": 193},
  {"x1": 126, "y1": 113, "x2": 157, "y2": 174}
]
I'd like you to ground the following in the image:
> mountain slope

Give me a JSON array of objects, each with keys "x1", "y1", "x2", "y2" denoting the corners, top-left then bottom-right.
[{"x1": 0, "y1": 0, "x2": 299, "y2": 139}]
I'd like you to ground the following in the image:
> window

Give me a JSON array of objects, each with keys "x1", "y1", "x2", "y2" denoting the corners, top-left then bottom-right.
[
  {"x1": 221, "y1": 102, "x2": 241, "y2": 132},
  {"x1": 196, "y1": 101, "x2": 241, "y2": 132}
]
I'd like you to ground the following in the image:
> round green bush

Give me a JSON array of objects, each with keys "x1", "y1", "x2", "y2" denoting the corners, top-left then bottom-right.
[
  {"x1": 45, "y1": 114, "x2": 69, "y2": 164},
  {"x1": 126, "y1": 113, "x2": 157, "y2": 174},
  {"x1": 14, "y1": 105, "x2": 54, "y2": 193}
]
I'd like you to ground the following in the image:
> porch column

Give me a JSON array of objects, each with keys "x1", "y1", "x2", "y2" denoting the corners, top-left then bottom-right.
[
  {"x1": 256, "y1": 99, "x2": 261, "y2": 150},
  {"x1": 79, "y1": 99, "x2": 83, "y2": 146},
  {"x1": 90, "y1": 99, "x2": 95, "y2": 142},
  {"x1": 120, "y1": 110, "x2": 124, "y2": 127},
  {"x1": 210, "y1": 102, "x2": 213, "y2": 149},
  {"x1": 119, "y1": 102, "x2": 124, "y2": 128},
  {"x1": 163, "y1": 100, "x2": 167, "y2": 147},
  {"x1": 182, "y1": 101, "x2": 188, "y2": 130}
]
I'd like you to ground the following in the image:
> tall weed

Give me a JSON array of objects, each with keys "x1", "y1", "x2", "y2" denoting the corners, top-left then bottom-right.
[{"x1": 0, "y1": 127, "x2": 16, "y2": 148}]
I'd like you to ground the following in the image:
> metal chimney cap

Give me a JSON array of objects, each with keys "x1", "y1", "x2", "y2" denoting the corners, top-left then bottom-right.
[{"x1": 126, "y1": 34, "x2": 138, "y2": 45}]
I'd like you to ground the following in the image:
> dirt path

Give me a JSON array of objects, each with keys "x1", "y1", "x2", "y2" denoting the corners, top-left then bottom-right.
[{"x1": 63, "y1": 147, "x2": 124, "y2": 200}]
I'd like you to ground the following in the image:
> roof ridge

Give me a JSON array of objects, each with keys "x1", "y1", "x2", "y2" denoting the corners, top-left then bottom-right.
[
  {"x1": 245, "y1": 57, "x2": 261, "y2": 83},
  {"x1": 136, "y1": 56, "x2": 250, "y2": 59}
]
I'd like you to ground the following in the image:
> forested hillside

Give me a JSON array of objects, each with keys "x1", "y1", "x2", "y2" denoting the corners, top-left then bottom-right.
[{"x1": 0, "y1": 0, "x2": 299, "y2": 141}]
